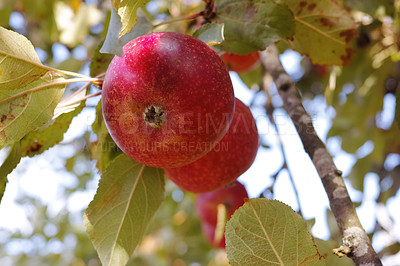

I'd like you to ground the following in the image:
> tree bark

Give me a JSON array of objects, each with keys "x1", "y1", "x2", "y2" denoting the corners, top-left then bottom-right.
[{"x1": 260, "y1": 46, "x2": 382, "y2": 265}]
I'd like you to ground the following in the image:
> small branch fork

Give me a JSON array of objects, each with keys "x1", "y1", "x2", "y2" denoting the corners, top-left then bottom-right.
[
  {"x1": 260, "y1": 46, "x2": 382, "y2": 265},
  {"x1": 56, "y1": 73, "x2": 105, "y2": 109}
]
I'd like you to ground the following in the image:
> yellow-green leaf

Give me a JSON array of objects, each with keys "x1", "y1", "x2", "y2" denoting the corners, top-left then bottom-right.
[
  {"x1": 314, "y1": 238, "x2": 354, "y2": 266},
  {"x1": 215, "y1": 0, "x2": 295, "y2": 55},
  {"x1": 101, "y1": 8, "x2": 152, "y2": 56},
  {"x1": 0, "y1": 142, "x2": 21, "y2": 203},
  {"x1": 193, "y1": 23, "x2": 224, "y2": 46},
  {"x1": 0, "y1": 75, "x2": 65, "y2": 149},
  {"x1": 0, "y1": 26, "x2": 48, "y2": 90},
  {"x1": 278, "y1": 0, "x2": 357, "y2": 65},
  {"x1": 84, "y1": 154, "x2": 165, "y2": 266},
  {"x1": 112, "y1": 0, "x2": 150, "y2": 38},
  {"x1": 225, "y1": 199, "x2": 325, "y2": 266},
  {"x1": 91, "y1": 100, "x2": 122, "y2": 172},
  {"x1": 396, "y1": 81, "x2": 400, "y2": 127},
  {"x1": 20, "y1": 100, "x2": 85, "y2": 157},
  {"x1": 54, "y1": 2, "x2": 103, "y2": 47}
]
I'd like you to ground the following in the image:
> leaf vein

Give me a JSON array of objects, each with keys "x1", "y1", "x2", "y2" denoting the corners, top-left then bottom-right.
[
  {"x1": 108, "y1": 164, "x2": 146, "y2": 265},
  {"x1": 0, "y1": 67, "x2": 36, "y2": 85},
  {"x1": 250, "y1": 202, "x2": 285, "y2": 265},
  {"x1": 294, "y1": 17, "x2": 345, "y2": 45}
]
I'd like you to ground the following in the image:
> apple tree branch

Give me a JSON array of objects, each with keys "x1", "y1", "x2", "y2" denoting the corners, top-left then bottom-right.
[{"x1": 260, "y1": 45, "x2": 382, "y2": 266}]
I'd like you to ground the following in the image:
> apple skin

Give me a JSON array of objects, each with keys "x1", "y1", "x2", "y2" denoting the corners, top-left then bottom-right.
[
  {"x1": 201, "y1": 221, "x2": 226, "y2": 249},
  {"x1": 164, "y1": 98, "x2": 258, "y2": 193},
  {"x1": 197, "y1": 181, "x2": 248, "y2": 249},
  {"x1": 102, "y1": 32, "x2": 235, "y2": 168},
  {"x1": 222, "y1": 52, "x2": 260, "y2": 73},
  {"x1": 196, "y1": 181, "x2": 249, "y2": 226}
]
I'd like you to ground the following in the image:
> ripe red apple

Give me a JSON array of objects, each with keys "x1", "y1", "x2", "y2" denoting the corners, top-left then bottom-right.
[
  {"x1": 164, "y1": 98, "x2": 258, "y2": 193},
  {"x1": 196, "y1": 181, "x2": 249, "y2": 226},
  {"x1": 102, "y1": 32, "x2": 235, "y2": 168},
  {"x1": 201, "y1": 221, "x2": 225, "y2": 249},
  {"x1": 221, "y1": 51, "x2": 260, "y2": 73}
]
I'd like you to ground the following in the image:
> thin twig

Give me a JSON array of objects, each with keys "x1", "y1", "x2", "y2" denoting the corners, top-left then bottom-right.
[
  {"x1": 0, "y1": 51, "x2": 93, "y2": 79},
  {"x1": 260, "y1": 45, "x2": 382, "y2": 265},
  {"x1": 264, "y1": 88, "x2": 303, "y2": 216},
  {"x1": 153, "y1": 12, "x2": 202, "y2": 28},
  {"x1": 0, "y1": 78, "x2": 101, "y2": 105},
  {"x1": 56, "y1": 91, "x2": 102, "y2": 109},
  {"x1": 63, "y1": 81, "x2": 92, "y2": 102}
]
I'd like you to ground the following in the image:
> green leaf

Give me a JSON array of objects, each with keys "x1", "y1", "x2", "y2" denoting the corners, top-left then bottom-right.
[
  {"x1": 277, "y1": 0, "x2": 357, "y2": 65},
  {"x1": 215, "y1": 0, "x2": 295, "y2": 55},
  {"x1": 396, "y1": 83, "x2": 400, "y2": 127},
  {"x1": 0, "y1": 5, "x2": 12, "y2": 26},
  {"x1": 111, "y1": 0, "x2": 151, "y2": 38},
  {"x1": 344, "y1": 0, "x2": 395, "y2": 17},
  {"x1": 91, "y1": 100, "x2": 122, "y2": 172},
  {"x1": 225, "y1": 199, "x2": 324, "y2": 265},
  {"x1": 0, "y1": 74, "x2": 65, "y2": 149},
  {"x1": 84, "y1": 154, "x2": 165, "y2": 266},
  {"x1": 19, "y1": 98, "x2": 85, "y2": 158},
  {"x1": 238, "y1": 64, "x2": 263, "y2": 89},
  {"x1": 0, "y1": 142, "x2": 21, "y2": 203},
  {"x1": 0, "y1": 26, "x2": 48, "y2": 90},
  {"x1": 314, "y1": 238, "x2": 354, "y2": 266},
  {"x1": 347, "y1": 155, "x2": 371, "y2": 191},
  {"x1": 90, "y1": 42, "x2": 113, "y2": 78},
  {"x1": 101, "y1": 7, "x2": 152, "y2": 56},
  {"x1": 327, "y1": 52, "x2": 395, "y2": 154},
  {"x1": 192, "y1": 23, "x2": 224, "y2": 45}
]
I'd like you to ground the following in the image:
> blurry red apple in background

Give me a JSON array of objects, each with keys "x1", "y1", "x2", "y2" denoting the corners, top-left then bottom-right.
[
  {"x1": 102, "y1": 32, "x2": 235, "y2": 168},
  {"x1": 222, "y1": 51, "x2": 260, "y2": 73},
  {"x1": 201, "y1": 220, "x2": 226, "y2": 249},
  {"x1": 196, "y1": 181, "x2": 249, "y2": 226},
  {"x1": 164, "y1": 98, "x2": 259, "y2": 193},
  {"x1": 314, "y1": 64, "x2": 329, "y2": 77},
  {"x1": 196, "y1": 181, "x2": 249, "y2": 249}
]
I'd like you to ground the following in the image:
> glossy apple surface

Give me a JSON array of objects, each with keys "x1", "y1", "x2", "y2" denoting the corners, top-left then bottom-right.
[
  {"x1": 164, "y1": 98, "x2": 258, "y2": 192},
  {"x1": 102, "y1": 32, "x2": 235, "y2": 168}
]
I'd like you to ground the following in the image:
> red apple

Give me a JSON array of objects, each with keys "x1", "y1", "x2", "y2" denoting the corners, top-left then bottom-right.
[
  {"x1": 164, "y1": 98, "x2": 258, "y2": 193},
  {"x1": 222, "y1": 52, "x2": 260, "y2": 73},
  {"x1": 201, "y1": 221, "x2": 225, "y2": 249},
  {"x1": 314, "y1": 64, "x2": 329, "y2": 77},
  {"x1": 102, "y1": 32, "x2": 235, "y2": 168},
  {"x1": 195, "y1": 181, "x2": 249, "y2": 226}
]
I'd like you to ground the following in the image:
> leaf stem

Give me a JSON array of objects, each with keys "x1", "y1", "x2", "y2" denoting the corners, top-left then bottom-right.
[
  {"x1": 0, "y1": 51, "x2": 94, "y2": 79},
  {"x1": 0, "y1": 78, "x2": 100, "y2": 105},
  {"x1": 153, "y1": 12, "x2": 202, "y2": 28},
  {"x1": 56, "y1": 91, "x2": 102, "y2": 109}
]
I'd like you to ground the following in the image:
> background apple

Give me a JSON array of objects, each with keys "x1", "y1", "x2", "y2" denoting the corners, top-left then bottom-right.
[
  {"x1": 164, "y1": 98, "x2": 259, "y2": 193},
  {"x1": 102, "y1": 32, "x2": 235, "y2": 168},
  {"x1": 196, "y1": 181, "x2": 249, "y2": 226},
  {"x1": 221, "y1": 51, "x2": 260, "y2": 73},
  {"x1": 196, "y1": 181, "x2": 249, "y2": 249},
  {"x1": 201, "y1": 220, "x2": 226, "y2": 249}
]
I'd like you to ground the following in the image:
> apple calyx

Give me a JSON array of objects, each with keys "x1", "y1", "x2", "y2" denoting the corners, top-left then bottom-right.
[{"x1": 143, "y1": 105, "x2": 166, "y2": 128}]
